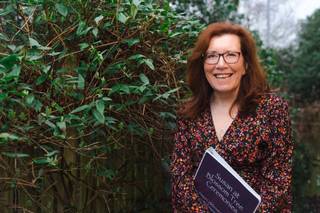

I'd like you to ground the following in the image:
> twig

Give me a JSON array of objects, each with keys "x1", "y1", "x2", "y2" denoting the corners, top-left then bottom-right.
[{"x1": 11, "y1": 6, "x2": 37, "y2": 41}]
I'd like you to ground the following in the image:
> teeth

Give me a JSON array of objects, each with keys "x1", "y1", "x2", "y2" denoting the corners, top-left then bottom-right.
[{"x1": 214, "y1": 73, "x2": 233, "y2": 79}]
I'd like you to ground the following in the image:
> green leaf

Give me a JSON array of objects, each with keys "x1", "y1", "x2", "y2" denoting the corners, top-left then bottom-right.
[
  {"x1": 139, "y1": 73, "x2": 150, "y2": 85},
  {"x1": 159, "y1": 112, "x2": 176, "y2": 120},
  {"x1": 128, "y1": 54, "x2": 155, "y2": 70},
  {"x1": 110, "y1": 84, "x2": 130, "y2": 95},
  {"x1": 141, "y1": 58, "x2": 155, "y2": 70},
  {"x1": 130, "y1": 4, "x2": 138, "y2": 19},
  {"x1": 26, "y1": 94, "x2": 35, "y2": 105},
  {"x1": 55, "y1": 3, "x2": 68, "y2": 17},
  {"x1": 28, "y1": 37, "x2": 50, "y2": 49},
  {"x1": 123, "y1": 38, "x2": 140, "y2": 47},
  {"x1": 45, "y1": 150, "x2": 59, "y2": 157},
  {"x1": 92, "y1": 109, "x2": 105, "y2": 124},
  {"x1": 6, "y1": 64, "x2": 21, "y2": 78},
  {"x1": 0, "y1": 5, "x2": 14, "y2": 16},
  {"x1": 0, "y1": 54, "x2": 20, "y2": 69},
  {"x1": 48, "y1": 51, "x2": 62, "y2": 56},
  {"x1": 42, "y1": 65, "x2": 51, "y2": 74},
  {"x1": 39, "y1": 46, "x2": 51, "y2": 50},
  {"x1": 33, "y1": 99, "x2": 43, "y2": 112},
  {"x1": 33, "y1": 157, "x2": 51, "y2": 165},
  {"x1": 169, "y1": 32, "x2": 183, "y2": 38},
  {"x1": 2, "y1": 152, "x2": 30, "y2": 158},
  {"x1": 0, "y1": 33, "x2": 9, "y2": 41},
  {"x1": 0, "y1": 133, "x2": 20, "y2": 142},
  {"x1": 78, "y1": 74, "x2": 85, "y2": 89},
  {"x1": 45, "y1": 120, "x2": 56, "y2": 129},
  {"x1": 133, "y1": 0, "x2": 141, "y2": 6},
  {"x1": 29, "y1": 37, "x2": 41, "y2": 47},
  {"x1": 0, "y1": 93, "x2": 8, "y2": 101},
  {"x1": 117, "y1": 12, "x2": 129, "y2": 24},
  {"x1": 36, "y1": 74, "x2": 47, "y2": 85},
  {"x1": 106, "y1": 116, "x2": 117, "y2": 125},
  {"x1": 153, "y1": 87, "x2": 180, "y2": 101},
  {"x1": 96, "y1": 100, "x2": 105, "y2": 115},
  {"x1": 79, "y1": 43, "x2": 89, "y2": 50},
  {"x1": 102, "y1": 97, "x2": 112, "y2": 102},
  {"x1": 56, "y1": 121, "x2": 66, "y2": 131},
  {"x1": 7, "y1": 44, "x2": 16, "y2": 51},
  {"x1": 52, "y1": 102, "x2": 64, "y2": 113},
  {"x1": 26, "y1": 50, "x2": 43, "y2": 61},
  {"x1": 94, "y1": 15, "x2": 104, "y2": 25},
  {"x1": 33, "y1": 158, "x2": 48, "y2": 164},
  {"x1": 128, "y1": 54, "x2": 145, "y2": 61},
  {"x1": 27, "y1": 54, "x2": 43, "y2": 61},
  {"x1": 76, "y1": 21, "x2": 92, "y2": 36},
  {"x1": 105, "y1": 62, "x2": 126, "y2": 76},
  {"x1": 0, "y1": 64, "x2": 5, "y2": 72},
  {"x1": 70, "y1": 104, "x2": 91, "y2": 114},
  {"x1": 92, "y1": 28, "x2": 98, "y2": 38},
  {"x1": 103, "y1": 22, "x2": 112, "y2": 30}
]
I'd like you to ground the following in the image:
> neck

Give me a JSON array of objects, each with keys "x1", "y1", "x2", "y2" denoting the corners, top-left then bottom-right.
[{"x1": 212, "y1": 90, "x2": 238, "y2": 107}]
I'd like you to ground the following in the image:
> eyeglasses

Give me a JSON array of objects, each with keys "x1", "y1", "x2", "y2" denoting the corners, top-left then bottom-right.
[{"x1": 203, "y1": 51, "x2": 241, "y2": 65}]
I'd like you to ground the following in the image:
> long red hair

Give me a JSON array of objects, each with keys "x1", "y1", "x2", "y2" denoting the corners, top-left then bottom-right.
[{"x1": 179, "y1": 22, "x2": 270, "y2": 119}]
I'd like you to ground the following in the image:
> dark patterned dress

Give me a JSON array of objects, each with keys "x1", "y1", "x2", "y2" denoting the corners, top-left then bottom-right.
[{"x1": 171, "y1": 94, "x2": 292, "y2": 212}]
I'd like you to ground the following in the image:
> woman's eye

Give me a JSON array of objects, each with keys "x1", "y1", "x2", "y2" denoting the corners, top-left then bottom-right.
[
  {"x1": 207, "y1": 54, "x2": 218, "y2": 59},
  {"x1": 226, "y1": 53, "x2": 237, "y2": 57}
]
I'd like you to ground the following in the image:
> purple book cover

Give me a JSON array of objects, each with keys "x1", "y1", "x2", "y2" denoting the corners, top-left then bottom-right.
[{"x1": 194, "y1": 147, "x2": 261, "y2": 213}]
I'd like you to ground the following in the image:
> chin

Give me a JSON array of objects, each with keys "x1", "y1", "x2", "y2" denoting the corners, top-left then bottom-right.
[{"x1": 212, "y1": 86, "x2": 239, "y2": 94}]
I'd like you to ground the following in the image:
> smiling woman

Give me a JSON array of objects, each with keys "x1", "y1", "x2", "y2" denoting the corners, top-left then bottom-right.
[
  {"x1": 204, "y1": 34, "x2": 246, "y2": 141},
  {"x1": 170, "y1": 22, "x2": 293, "y2": 212},
  {"x1": 181, "y1": 22, "x2": 269, "y2": 119},
  {"x1": 204, "y1": 35, "x2": 245, "y2": 104}
]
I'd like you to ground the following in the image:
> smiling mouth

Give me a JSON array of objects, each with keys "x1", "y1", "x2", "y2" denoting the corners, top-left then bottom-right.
[{"x1": 213, "y1": 73, "x2": 233, "y2": 79}]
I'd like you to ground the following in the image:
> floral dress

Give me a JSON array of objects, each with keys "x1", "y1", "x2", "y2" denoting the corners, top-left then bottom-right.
[{"x1": 171, "y1": 94, "x2": 292, "y2": 212}]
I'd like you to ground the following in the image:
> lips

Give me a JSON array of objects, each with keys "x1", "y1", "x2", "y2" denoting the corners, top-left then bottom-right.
[{"x1": 213, "y1": 73, "x2": 233, "y2": 79}]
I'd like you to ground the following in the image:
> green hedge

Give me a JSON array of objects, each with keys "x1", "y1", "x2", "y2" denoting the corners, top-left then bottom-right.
[
  {"x1": 0, "y1": 0, "x2": 203, "y2": 211},
  {"x1": 0, "y1": 0, "x2": 303, "y2": 212}
]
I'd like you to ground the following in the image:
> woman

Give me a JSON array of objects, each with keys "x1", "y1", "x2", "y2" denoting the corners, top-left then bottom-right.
[{"x1": 170, "y1": 22, "x2": 292, "y2": 212}]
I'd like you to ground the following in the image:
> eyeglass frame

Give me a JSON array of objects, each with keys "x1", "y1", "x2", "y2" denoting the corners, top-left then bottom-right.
[{"x1": 202, "y1": 51, "x2": 241, "y2": 65}]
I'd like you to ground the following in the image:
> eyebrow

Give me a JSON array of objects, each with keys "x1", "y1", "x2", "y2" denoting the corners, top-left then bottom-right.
[{"x1": 206, "y1": 50, "x2": 240, "y2": 53}]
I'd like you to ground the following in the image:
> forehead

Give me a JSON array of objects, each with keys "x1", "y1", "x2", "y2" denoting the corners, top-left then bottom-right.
[{"x1": 207, "y1": 34, "x2": 241, "y2": 52}]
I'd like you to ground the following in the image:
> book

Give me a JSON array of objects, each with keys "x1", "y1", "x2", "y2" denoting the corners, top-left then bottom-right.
[{"x1": 194, "y1": 147, "x2": 261, "y2": 213}]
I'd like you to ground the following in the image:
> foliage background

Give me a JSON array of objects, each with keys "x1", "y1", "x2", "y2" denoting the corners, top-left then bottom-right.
[
  {"x1": 1, "y1": 0, "x2": 198, "y2": 211},
  {"x1": 0, "y1": 0, "x2": 319, "y2": 212}
]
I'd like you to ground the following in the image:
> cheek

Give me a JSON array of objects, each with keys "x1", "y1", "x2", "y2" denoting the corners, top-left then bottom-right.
[
  {"x1": 203, "y1": 64, "x2": 214, "y2": 76},
  {"x1": 203, "y1": 64, "x2": 211, "y2": 72},
  {"x1": 232, "y1": 63, "x2": 246, "y2": 76},
  {"x1": 204, "y1": 70, "x2": 211, "y2": 82}
]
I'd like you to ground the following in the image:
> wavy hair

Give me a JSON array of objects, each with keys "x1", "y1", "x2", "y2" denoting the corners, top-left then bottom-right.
[{"x1": 179, "y1": 22, "x2": 270, "y2": 119}]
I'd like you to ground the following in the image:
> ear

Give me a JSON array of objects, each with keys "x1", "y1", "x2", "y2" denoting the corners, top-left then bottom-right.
[{"x1": 242, "y1": 63, "x2": 248, "y2": 76}]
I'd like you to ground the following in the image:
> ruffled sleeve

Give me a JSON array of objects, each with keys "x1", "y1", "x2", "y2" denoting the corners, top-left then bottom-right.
[
  {"x1": 259, "y1": 96, "x2": 293, "y2": 212},
  {"x1": 170, "y1": 118, "x2": 209, "y2": 212}
]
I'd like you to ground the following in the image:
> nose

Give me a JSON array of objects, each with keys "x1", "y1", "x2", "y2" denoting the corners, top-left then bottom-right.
[{"x1": 215, "y1": 55, "x2": 227, "y2": 68}]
